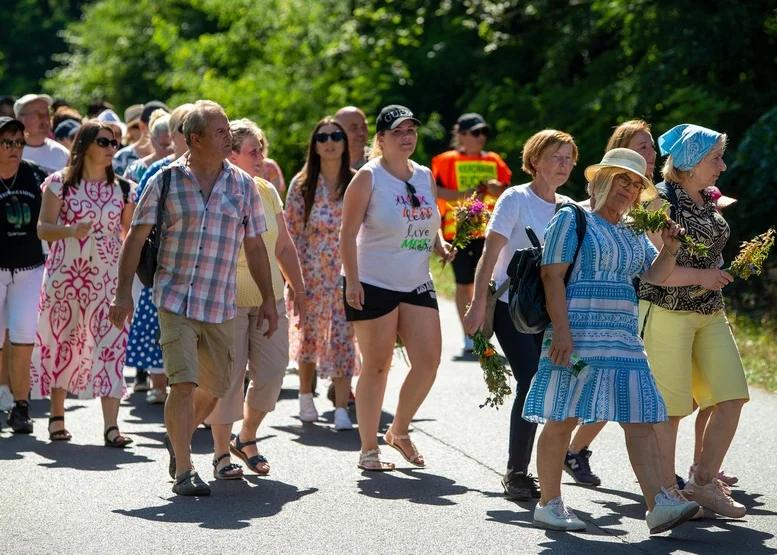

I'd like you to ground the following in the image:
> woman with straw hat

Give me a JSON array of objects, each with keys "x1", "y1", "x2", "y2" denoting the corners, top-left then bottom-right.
[{"x1": 522, "y1": 148, "x2": 700, "y2": 534}]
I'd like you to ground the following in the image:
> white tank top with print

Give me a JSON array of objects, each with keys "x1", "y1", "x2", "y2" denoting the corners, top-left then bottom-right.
[{"x1": 354, "y1": 157, "x2": 441, "y2": 292}]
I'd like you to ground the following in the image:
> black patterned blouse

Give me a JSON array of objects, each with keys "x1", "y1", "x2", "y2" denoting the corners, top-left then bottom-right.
[{"x1": 637, "y1": 181, "x2": 729, "y2": 314}]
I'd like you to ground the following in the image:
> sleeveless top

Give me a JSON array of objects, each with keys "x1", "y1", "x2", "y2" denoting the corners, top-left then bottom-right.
[{"x1": 354, "y1": 157, "x2": 441, "y2": 292}]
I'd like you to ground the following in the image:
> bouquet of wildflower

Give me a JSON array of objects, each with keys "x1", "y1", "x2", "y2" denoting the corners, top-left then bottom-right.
[
  {"x1": 442, "y1": 194, "x2": 491, "y2": 269},
  {"x1": 627, "y1": 202, "x2": 709, "y2": 256},
  {"x1": 471, "y1": 331, "x2": 512, "y2": 409},
  {"x1": 727, "y1": 228, "x2": 775, "y2": 279}
]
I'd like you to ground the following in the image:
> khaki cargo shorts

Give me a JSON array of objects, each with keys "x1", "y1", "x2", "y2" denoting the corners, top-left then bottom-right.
[{"x1": 157, "y1": 307, "x2": 236, "y2": 398}]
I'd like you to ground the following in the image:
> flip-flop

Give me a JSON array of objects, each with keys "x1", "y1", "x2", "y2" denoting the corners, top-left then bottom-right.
[
  {"x1": 229, "y1": 433, "x2": 270, "y2": 475},
  {"x1": 383, "y1": 430, "x2": 425, "y2": 467},
  {"x1": 104, "y1": 426, "x2": 133, "y2": 448},
  {"x1": 48, "y1": 416, "x2": 72, "y2": 442},
  {"x1": 212, "y1": 453, "x2": 244, "y2": 480}
]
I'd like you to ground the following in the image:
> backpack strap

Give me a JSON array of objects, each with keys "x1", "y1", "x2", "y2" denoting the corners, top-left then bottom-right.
[
  {"x1": 655, "y1": 181, "x2": 678, "y2": 221},
  {"x1": 117, "y1": 176, "x2": 132, "y2": 205},
  {"x1": 151, "y1": 169, "x2": 173, "y2": 248}
]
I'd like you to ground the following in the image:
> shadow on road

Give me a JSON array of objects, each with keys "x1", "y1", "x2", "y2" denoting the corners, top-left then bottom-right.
[
  {"x1": 357, "y1": 467, "x2": 473, "y2": 506},
  {"x1": 113, "y1": 480, "x2": 318, "y2": 530}
]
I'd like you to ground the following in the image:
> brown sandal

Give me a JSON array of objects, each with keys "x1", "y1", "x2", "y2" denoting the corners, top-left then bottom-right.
[{"x1": 48, "y1": 416, "x2": 72, "y2": 441}]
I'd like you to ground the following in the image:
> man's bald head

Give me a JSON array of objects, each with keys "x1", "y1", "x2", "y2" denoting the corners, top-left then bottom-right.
[{"x1": 335, "y1": 106, "x2": 368, "y2": 167}]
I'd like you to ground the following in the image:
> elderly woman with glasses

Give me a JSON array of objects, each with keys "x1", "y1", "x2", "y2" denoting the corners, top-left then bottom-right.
[
  {"x1": 522, "y1": 148, "x2": 700, "y2": 534},
  {"x1": 637, "y1": 124, "x2": 748, "y2": 519}
]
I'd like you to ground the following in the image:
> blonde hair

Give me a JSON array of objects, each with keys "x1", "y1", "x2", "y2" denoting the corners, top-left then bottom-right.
[
  {"x1": 148, "y1": 109, "x2": 170, "y2": 140},
  {"x1": 229, "y1": 118, "x2": 264, "y2": 153},
  {"x1": 368, "y1": 131, "x2": 384, "y2": 160},
  {"x1": 521, "y1": 129, "x2": 578, "y2": 177},
  {"x1": 169, "y1": 103, "x2": 195, "y2": 136},
  {"x1": 606, "y1": 119, "x2": 651, "y2": 152},
  {"x1": 587, "y1": 166, "x2": 640, "y2": 213},
  {"x1": 661, "y1": 134, "x2": 728, "y2": 183}
]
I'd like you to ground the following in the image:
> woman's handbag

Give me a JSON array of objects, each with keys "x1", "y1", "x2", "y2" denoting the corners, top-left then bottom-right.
[
  {"x1": 136, "y1": 169, "x2": 172, "y2": 288},
  {"x1": 481, "y1": 279, "x2": 511, "y2": 339}
]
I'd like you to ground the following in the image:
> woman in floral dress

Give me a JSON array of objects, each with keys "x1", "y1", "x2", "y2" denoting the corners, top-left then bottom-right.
[
  {"x1": 32, "y1": 121, "x2": 135, "y2": 447},
  {"x1": 285, "y1": 117, "x2": 359, "y2": 430}
]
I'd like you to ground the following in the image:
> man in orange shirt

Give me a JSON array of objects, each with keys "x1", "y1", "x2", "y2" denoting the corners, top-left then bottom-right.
[{"x1": 431, "y1": 113, "x2": 511, "y2": 353}]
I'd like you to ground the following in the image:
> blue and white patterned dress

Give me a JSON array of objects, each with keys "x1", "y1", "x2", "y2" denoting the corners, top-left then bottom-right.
[{"x1": 522, "y1": 206, "x2": 668, "y2": 424}]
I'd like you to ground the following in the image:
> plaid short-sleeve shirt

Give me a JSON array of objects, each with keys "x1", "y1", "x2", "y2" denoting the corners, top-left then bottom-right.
[{"x1": 132, "y1": 153, "x2": 267, "y2": 323}]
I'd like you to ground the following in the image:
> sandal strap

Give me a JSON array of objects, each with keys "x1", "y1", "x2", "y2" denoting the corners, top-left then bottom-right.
[
  {"x1": 104, "y1": 426, "x2": 119, "y2": 437},
  {"x1": 213, "y1": 453, "x2": 231, "y2": 465},
  {"x1": 359, "y1": 448, "x2": 382, "y2": 463},
  {"x1": 49, "y1": 416, "x2": 65, "y2": 424},
  {"x1": 389, "y1": 430, "x2": 410, "y2": 441},
  {"x1": 248, "y1": 454, "x2": 269, "y2": 466},
  {"x1": 231, "y1": 433, "x2": 258, "y2": 450}
]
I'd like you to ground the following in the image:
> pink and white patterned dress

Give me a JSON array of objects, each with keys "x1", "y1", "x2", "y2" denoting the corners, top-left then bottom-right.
[{"x1": 30, "y1": 172, "x2": 135, "y2": 400}]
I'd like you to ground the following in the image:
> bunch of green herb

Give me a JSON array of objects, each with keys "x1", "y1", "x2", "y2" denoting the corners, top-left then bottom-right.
[
  {"x1": 471, "y1": 331, "x2": 512, "y2": 409},
  {"x1": 627, "y1": 202, "x2": 709, "y2": 256},
  {"x1": 727, "y1": 228, "x2": 775, "y2": 279}
]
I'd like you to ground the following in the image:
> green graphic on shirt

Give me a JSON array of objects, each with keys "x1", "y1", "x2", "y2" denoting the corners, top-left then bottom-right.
[
  {"x1": 5, "y1": 199, "x2": 31, "y2": 229},
  {"x1": 454, "y1": 161, "x2": 497, "y2": 191}
]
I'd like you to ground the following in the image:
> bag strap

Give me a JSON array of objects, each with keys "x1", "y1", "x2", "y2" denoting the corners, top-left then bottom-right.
[
  {"x1": 152, "y1": 169, "x2": 172, "y2": 248},
  {"x1": 493, "y1": 278, "x2": 511, "y2": 299},
  {"x1": 656, "y1": 182, "x2": 678, "y2": 221},
  {"x1": 559, "y1": 202, "x2": 586, "y2": 284},
  {"x1": 117, "y1": 176, "x2": 132, "y2": 204}
]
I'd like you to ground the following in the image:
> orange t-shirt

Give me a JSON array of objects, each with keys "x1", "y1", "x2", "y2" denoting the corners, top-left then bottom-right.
[{"x1": 431, "y1": 150, "x2": 512, "y2": 240}]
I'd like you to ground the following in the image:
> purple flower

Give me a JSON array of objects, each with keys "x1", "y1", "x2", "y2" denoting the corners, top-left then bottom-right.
[{"x1": 468, "y1": 200, "x2": 485, "y2": 216}]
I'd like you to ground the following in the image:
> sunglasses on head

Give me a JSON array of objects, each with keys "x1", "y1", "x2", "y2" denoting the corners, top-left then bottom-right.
[
  {"x1": 0, "y1": 139, "x2": 26, "y2": 150},
  {"x1": 314, "y1": 131, "x2": 345, "y2": 144},
  {"x1": 462, "y1": 128, "x2": 488, "y2": 138},
  {"x1": 94, "y1": 137, "x2": 120, "y2": 150},
  {"x1": 404, "y1": 181, "x2": 421, "y2": 208}
]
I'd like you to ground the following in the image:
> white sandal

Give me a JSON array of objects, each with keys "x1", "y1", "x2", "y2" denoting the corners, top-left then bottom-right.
[
  {"x1": 383, "y1": 430, "x2": 425, "y2": 467},
  {"x1": 358, "y1": 448, "x2": 395, "y2": 472}
]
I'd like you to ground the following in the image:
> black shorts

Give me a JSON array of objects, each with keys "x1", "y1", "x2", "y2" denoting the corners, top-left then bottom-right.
[
  {"x1": 343, "y1": 278, "x2": 439, "y2": 322},
  {"x1": 451, "y1": 237, "x2": 485, "y2": 285}
]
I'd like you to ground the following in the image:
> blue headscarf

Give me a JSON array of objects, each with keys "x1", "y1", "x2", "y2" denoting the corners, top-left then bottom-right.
[{"x1": 658, "y1": 124, "x2": 721, "y2": 171}]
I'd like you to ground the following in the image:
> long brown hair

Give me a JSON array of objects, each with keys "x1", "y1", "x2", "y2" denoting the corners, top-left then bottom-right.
[
  {"x1": 63, "y1": 121, "x2": 116, "y2": 195},
  {"x1": 297, "y1": 117, "x2": 353, "y2": 224}
]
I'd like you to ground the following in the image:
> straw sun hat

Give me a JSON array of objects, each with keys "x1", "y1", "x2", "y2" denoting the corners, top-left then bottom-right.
[{"x1": 584, "y1": 148, "x2": 658, "y2": 203}]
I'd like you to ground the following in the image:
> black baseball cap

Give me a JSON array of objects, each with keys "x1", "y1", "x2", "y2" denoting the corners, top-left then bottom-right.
[
  {"x1": 0, "y1": 116, "x2": 24, "y2": 134},
  {"x1": 140, "y1": 100, "x2": 170, "y2": 124},
  {"x1": 457, "y1": 113, "x2": 489, "y2": 132},
  {"x1": 376, "y1": 105, "x2": 421, "y2": 132}
]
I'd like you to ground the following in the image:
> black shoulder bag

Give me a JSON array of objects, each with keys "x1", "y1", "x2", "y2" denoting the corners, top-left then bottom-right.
[
  {"x1": 136, "y1": 169, "x2": 172, "y2": 288},
  {"x1": 506, "y1": 203, "x2": 587, "y2": 334}
]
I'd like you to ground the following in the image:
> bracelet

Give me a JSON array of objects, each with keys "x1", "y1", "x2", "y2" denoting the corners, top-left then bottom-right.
[{"x1": 666, "y1": 247, "x2": 679, "y2": 257}]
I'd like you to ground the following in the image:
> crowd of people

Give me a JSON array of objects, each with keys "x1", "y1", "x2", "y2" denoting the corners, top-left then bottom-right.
[{"x1": 0, "y1": 90, "x2": 750, "y2": 535}]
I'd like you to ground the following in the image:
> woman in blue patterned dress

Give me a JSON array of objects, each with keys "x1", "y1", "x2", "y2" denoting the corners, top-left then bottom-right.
[
  {"x1": 523, "y1": 149, "x2": 699, "y2": 534},
  {"x1": 125, "y1": 103, "x2": 193, "y2": 403}
]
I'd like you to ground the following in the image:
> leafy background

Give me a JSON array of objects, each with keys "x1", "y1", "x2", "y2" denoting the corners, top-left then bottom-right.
[{"x1": 4, "y1": 0, "x2": 777, "y2": 315}]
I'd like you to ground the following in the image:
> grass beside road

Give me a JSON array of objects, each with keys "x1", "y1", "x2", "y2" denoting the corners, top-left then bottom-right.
[{"x1": 433, "y1": 263, "x2": 777, "y2": 393}]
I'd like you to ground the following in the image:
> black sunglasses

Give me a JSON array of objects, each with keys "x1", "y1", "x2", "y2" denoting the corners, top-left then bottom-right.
[
  {"x1": 314, "y1": 131, "x2": 345, "y2": 144},
  {"x1": 177, "y1": 124, "x2": 184, "y2": 133},
  {"x1": 0, "y1": 139, "x2": 26, "y2": 150},
  {"x1": 404, "y1": 181, "x2": 421, "y2": 208},
  {"x1": 462, "y1": 128, "x2": 489, "y2": 138},
  {"x1": 94, "y1": 137, "x2": 120, "y2": 149}
]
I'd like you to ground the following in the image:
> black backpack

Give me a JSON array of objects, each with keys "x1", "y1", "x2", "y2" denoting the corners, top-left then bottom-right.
[
  {"x1": 136, "y1": 169, "x2": 172, "y2": 288},
  {"x1": 506, "y1": 203, "x2": 587, "y2": 334}
]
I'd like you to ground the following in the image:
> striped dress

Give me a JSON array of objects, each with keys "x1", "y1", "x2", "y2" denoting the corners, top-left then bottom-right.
[{"x1": 522, "y1": 206, "x2": 668, "y2": 424}]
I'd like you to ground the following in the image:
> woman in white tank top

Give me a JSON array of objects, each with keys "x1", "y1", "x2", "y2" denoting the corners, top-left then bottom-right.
[{"x1": 340, "y1": 105, "x2": 455, "y2": 471}]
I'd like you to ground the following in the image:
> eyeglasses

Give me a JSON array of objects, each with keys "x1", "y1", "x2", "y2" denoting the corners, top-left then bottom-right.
[
  {"x1": 0, "y1": 139, "x2": 26, "y2": 150},
  {"x1": 314, "y1": 131, "x2": 345, "y2": 144},
  {"x1": 461, "y1": 128, "x2": 489, "y2": 138},
  {"x1": 404, "y1": 181, "x2": 421, "y2": 208},
  {"x1": 94, "y1": 137, "x2": 120, "y2": 150},
  {"x1": 616, "y1": 173, "x2": 647, "y2": 192}
]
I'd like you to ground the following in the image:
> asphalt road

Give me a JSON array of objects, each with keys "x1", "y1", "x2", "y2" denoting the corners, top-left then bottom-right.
[{"x1": 1, "y1": 299, "x2": 775, "y2": 555}]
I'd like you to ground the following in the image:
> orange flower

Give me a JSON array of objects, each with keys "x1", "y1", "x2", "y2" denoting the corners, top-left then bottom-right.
[{"x1": 484, "y1": 348, "x2": 495, "y2": 357}]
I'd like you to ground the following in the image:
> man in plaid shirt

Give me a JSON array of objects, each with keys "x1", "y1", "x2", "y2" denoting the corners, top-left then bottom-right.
[{"x1": 110, "y1": 100, "x2": 278, "y2": 496}]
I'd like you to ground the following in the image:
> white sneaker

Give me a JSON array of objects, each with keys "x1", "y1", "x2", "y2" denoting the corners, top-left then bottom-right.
[
  {"x1": 646, "y1": 489, "x2": 700, "y2": 534},
  {"x1": 299, "y1": 393, "x2": 319, "y2": 422},
  {"x1": 334, "y1": 407, "x2": 353, "y2": 431},
  {"x1": 533, "y1": 497, "x2": 586, "y2": 531},
  {"x1": 463, "y1": 336, "x2": 474, "y2": 353},
  {"x1": 0, "y1": 385, "x2": 12, "y2": 411}
]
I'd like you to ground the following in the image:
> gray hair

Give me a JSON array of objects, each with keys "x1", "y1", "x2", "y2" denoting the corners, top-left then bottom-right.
[
  {"x1": 183, "y1": 100, "x2": 226, "y2": 146},
  {"x1": 229, "y1": 118, "x2": 265, "y2": 154},
  {"x1": 148, "y1": 109, "x2": 171, "y2": 140}
]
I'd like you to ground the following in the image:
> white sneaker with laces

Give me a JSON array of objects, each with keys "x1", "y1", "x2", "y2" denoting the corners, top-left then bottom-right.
[
  {"x1": 334, "y1": 407, "x2": 353, "y2": 431},
  {"x1": 0, "y1": 385, "x2": 12, "y2": 411},
  {"x1": 646, "y1": 489, "x2": 700, "y2": 534},
  {"x1": 299, "y1": 393, "x2": 319, "y2": 422},
  {"x1": 533, "y1": 497, "x2": 586, "y2": 531}
]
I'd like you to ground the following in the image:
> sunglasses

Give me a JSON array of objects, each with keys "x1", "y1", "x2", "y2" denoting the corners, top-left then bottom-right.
[
  {"x1": 94, "y1": 137, "x2": 120, "y2": 150},
  {"x1": 404, "y1": 181, "x2": 421, "y2": 208},
  {"x1": 616, "y1": 173, "x2": 647, "y2": 192},
  {"x1": 314, "y1": 131, "x2": 345, "y2": 144},
  {"x1": 0, "y1": 139, "x2": 26, "y2": 150},
  {"x1": 461, "y1": 128, "x2": 489, "y2": 138}
]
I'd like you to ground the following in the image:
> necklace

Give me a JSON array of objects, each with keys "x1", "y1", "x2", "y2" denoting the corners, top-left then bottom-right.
[{"x1": 0, "y1": 170, "x2": 18, "y2": 194}]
